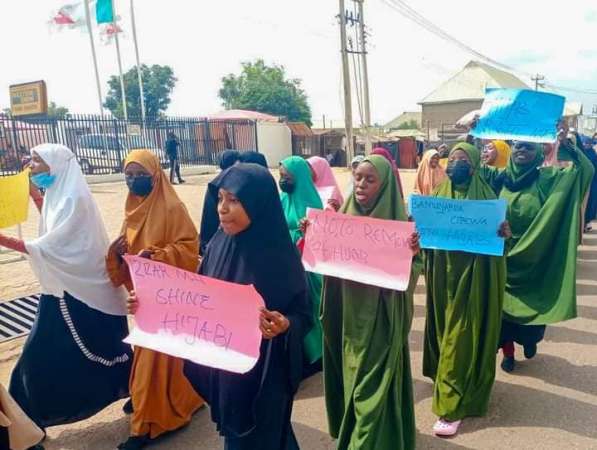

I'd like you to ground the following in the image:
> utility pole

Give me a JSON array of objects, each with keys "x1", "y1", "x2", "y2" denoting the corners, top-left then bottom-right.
[
  {"x1": 532, "y1": 73, "x2": 545, "y2": 91},
  {"x1": 356, "y1": 0, "x2": 372, "y2": 154},
  {"x1": 339, "y1": 0, "x2": 355, "y2": 165}
]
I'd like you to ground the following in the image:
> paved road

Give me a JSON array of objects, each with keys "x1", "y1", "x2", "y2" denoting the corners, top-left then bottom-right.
[{"x1": 1, "y1": 170, "x2": 597, "y2": 449}]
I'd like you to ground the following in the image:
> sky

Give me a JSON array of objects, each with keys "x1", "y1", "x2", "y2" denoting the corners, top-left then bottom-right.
[{"x1": 1, "y1": 0, "x2": 596, "y2": 126}]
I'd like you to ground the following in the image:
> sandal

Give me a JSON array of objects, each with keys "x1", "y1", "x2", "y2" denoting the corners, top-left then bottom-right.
[{"x1": 433, "y1": 418, "x2": 462, "y2": 437}]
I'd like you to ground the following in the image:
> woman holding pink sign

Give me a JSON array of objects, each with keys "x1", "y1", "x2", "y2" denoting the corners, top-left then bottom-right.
[
  {"x1": 307, "y1": 156, "x2": 344, "y2": 211},
  {"x1": 184, "y1": 163, "x2": 312, "y2": 450},
  {"x1": 321, "y1": 155, "x2": 420, "y2": 450}
]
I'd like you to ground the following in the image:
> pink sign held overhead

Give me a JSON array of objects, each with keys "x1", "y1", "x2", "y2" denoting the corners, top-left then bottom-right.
[
  {"x1": 123, "y1": 255, "x2": 265, "y2": 374},
  {"x1": 302, "y1": 208, "x2": 415, "y2": 291}
]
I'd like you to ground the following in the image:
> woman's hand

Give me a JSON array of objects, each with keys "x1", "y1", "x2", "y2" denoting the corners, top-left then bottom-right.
[
  {"x1": 299, "y1": 218, "x2": 310, "y2": 235},
  {"x1": 127, "y1": 290, "x2": 139, "y2": 315},
  {"x1": 138, "y1": 249, "x2": 153, "y2": 259},
  {"x1": 259, "y1": 308, "x2": 290, "y2": 340},
  {"x1": 408, "y1": 231, "x2": 421, "y2": 255},
  {"x1": 110, "y1": 235, "x2": 128, "y2": 258},
  {"x1": 498, "y1": 221, "x2": 512, "y2": 239},
  {"x1": 327, "y1": 198, "x2": 341, "y2": 212}
]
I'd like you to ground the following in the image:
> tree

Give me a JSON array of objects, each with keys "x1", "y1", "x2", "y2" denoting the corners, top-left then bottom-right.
[
  {"x1": 396, "y1": 119, "x2": 420, "y2": 130},
  {"x1": 219, "y1": 60, "x2": 312, "y2": 126},
  {"x1": 104, "y1": 64, "x2": 177, "y2": 119}
]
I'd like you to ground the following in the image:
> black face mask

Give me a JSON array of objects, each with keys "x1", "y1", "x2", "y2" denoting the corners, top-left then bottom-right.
[
  {"x1": 279, "y1": 179, "x2": 295, "y2": 194},
  {"x1": 126, "y1": 175, "x2": 153, "y2": 196},
  {"x1": 446, "y1": 160, "x2": 472, "y2": 185}
]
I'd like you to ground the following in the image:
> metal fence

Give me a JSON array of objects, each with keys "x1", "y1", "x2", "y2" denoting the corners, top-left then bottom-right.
[{"x1": 0, "y1": 114, "x2": 258, "y2": 175}]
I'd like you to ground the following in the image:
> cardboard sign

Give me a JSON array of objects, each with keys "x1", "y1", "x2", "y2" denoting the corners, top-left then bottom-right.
[
  {"x1": 123, "y1": 255, "x2": 265, "y2": 374},
  {"x1": 471, "y1": 88, "x2": 565, "y2": 143},
  {"x1": 0, "y1": 171, "x2": 29, "y2": 229},
  {"x1": 409, "y1": 194, "x2": 507, "y2": 256},
  {"x1": 302, "y1": 208, "x2": 415, "y2": 291}
]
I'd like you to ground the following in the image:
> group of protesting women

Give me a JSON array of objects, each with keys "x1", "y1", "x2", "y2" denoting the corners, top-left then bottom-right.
[{"x1": 0, "y1": 116, "x2": 594, "y2": 450}]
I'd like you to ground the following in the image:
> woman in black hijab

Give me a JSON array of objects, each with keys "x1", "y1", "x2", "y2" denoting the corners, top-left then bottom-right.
[
  {"x1": 199, "y1": 152, "x2": 268, "y2": 255},
  {"x1": 185, "y1": 163, "x2": 311, "y2": 450}
]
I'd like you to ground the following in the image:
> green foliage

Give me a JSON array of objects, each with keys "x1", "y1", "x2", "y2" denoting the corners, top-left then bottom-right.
[
  {"x1": 396, "y1": 119, "x2": 420, "y2": 130},
  {"x1": 219, "y1": 59, "x2": 312, "y2": 126},
  {"x1": 104, "y1": 64, "x2": 177, "y2": 119}
]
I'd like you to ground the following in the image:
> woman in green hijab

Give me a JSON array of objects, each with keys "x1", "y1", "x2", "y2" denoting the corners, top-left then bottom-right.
[
  {"x1": 279, "y1": 156, "x2": 325, "y2": 371},
  {"x1": 423, "y1": 142, "x2": 508, "y2": 437},
  {"x1": 479, "y1": 137, "x2": 594, "y2": 372},
  {"x1": 321, "y1": 155, "x2": 420, "y2": 450}
]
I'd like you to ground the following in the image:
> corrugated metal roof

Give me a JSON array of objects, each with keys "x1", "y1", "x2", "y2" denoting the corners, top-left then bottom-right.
[
  {"x1": 287, "y1": 122, "x2": 313, "y2": 137},
  {"x1": 383, "y1": 111, "x2": 422, "y2": 130},
  {"x1": 208, "y1": 109, "x2": 280, "y2": 122},
  {"x1": 420, "y1": 61, "x2": 528, "y2": 105}
]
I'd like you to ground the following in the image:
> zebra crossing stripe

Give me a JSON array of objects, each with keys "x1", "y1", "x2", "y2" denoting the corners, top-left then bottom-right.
[{"x1": 0, "y1": 295, "x2": 40, "y2": 343}]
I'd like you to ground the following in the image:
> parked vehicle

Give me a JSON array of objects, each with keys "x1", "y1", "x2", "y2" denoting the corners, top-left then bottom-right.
[{"x1": 75, "y1": 134, "x2": 168, "y2": 174}]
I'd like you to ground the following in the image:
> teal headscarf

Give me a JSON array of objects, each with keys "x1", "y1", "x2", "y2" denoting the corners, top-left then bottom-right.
[{"x1": 280, "y1": 156, "x2": 323, "y2": 243}]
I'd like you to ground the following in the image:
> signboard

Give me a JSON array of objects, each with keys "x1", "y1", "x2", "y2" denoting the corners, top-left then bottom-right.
[
  {"x1": 471, "y1": 88, "x2": 565, "y2": 143},
  {"x1": 127, "y1": 124, "x2": 142, "y2": 136},
  {"x1": 408, "y1": 195, "x2": 507, "y2": 256},
  {"x1": 302, "y1": 208, "x2": 415, "y2": 291},
  {"x1": 123, "y1": 255, "x2": 265, "y2": 374},
  {"x1": 0, "y1": 170, "x2": 30, "y2": 229},
  {"x1": 9, "y1": 81, "x2": 48, "y2": 117}
]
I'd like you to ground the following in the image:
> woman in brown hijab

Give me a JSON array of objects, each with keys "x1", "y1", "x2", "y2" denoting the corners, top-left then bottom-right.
[{"x1": 107, "y1": 150, "x2": 203, "y2": 450}]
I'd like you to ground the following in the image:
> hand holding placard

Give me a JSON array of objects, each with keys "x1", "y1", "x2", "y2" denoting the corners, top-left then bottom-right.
[{"x1": 0, "y1": 170, "x2": 30, "y2": 229}]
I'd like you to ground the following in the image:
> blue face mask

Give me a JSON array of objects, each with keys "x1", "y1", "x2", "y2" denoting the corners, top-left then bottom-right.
[{"x1": 30, "y1": 172, "x2": 56, "y2": 189}]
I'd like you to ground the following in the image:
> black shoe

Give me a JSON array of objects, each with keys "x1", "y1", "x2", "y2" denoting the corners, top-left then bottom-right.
[
  {"x1": 122, "y1": 399, "x2": 133, "y2": 415},
  {"x1": 523, "y1": 343, "x2": 537, "y2": 359},
  {"x1": 117, "y1": 435, "x2": 150, "y2": 450},
  {"x1": 178, "y1": 179, "x2": 186, "y2": 184},
  {"x1": 501, "y1": 356, "x2": 515, "y2": 373},
  {"x1": 27, "y1": 446, "x2": 45, "y2": 450}
]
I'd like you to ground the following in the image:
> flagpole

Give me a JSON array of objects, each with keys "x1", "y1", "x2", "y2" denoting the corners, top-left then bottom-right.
[
  {"x1": 112, "y1": 2, "x2": 128, "y2": 121},
  {"x1": 83, "y1": 0, "x2": 104, "y2": 115},
  {"x1": 130, "y1": 0, "x2": 146, "y2": 123}
]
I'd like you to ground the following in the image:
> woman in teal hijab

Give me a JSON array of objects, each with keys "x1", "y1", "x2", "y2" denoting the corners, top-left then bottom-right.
[
  {"x1": 423, "y1": 142, "x2": 508, "y2": 437},
  {"x1": 321, "y1": 155, "x2": 420, "y2": 450},
  {"x1": 279, "y1": 156, "x2": 324, "y2": 371},
  {"x1": 479, "y1": 138, "x2": 594, "y2": 372}
]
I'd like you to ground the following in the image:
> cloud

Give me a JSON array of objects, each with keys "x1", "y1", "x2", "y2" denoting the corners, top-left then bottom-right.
[{"x1": 585, "y1": 10, "x2": 597, "y2": 22}]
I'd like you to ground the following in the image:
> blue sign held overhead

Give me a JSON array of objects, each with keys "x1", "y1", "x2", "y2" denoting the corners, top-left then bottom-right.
[
  {"x1": 471, "y1": 88, "x2": 565, "y2": 144},
  {"x1": 408, "y1": 195, "x2": 507, "y2": 257}
]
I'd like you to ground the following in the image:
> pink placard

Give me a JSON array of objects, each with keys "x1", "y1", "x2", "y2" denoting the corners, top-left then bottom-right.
[
  {"x1": 123, "y1": 255, "x2": 265, "y2": 374},
  {"x1": 302, "y1": 208, "x2": 415, "y2": 291}
]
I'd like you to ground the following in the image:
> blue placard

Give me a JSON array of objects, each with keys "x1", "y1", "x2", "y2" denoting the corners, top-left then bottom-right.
[
  {"x1": 471, "y1": 88, "x2": 565, "y2": 143},
  {"x1": 408, "y1": 195, "x2": 507, "y2": 256}
]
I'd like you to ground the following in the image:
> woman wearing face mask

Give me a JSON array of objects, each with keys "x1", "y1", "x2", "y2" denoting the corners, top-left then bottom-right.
[
  {"x1": 183, "y1": 163, "x2": 312, "y2": 450},
  {"x1": 106, "y1": 150, "x2": 203, "y2": 450},
  {"x1": 321, "y1": 155, "x2": 420, "y2": 450},
  {"x1": 279, "y1": 156, "x2": 325, "y2": 375},
  {"x1": 479, "y1": 138, "x2": 594, "y2": 372},
  {"x1": 423, "y1": 143, "x2": 509, "y2": 437},
  {"x1": 0, "y1": 144, "x2": 132, "y2": 431}
]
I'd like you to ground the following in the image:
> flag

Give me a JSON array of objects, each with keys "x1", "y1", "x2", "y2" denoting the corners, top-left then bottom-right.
[
  {"x1": 96, "y1": 0, "x2": 114, "y2": 24},
  {"x1": 100, "y1": 21, "x2": 123, "y2": 45},
  {"x1": 50, "y1": 1, "x2": 91, "y2": 29}
]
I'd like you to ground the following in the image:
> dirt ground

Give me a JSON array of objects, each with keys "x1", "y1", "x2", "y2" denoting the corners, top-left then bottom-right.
[{"x1": 1, "y1": 168, "x2": 597, "y2": 449}]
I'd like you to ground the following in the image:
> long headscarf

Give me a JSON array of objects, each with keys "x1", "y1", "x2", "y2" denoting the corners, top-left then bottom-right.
[
  {"x1": 414, "y1": 149, "x2": 446, "y2": 195},
  {"x1": 238, "y1": 151, "x2": 268, "y2": 167},
  {"x1": 219, "y1": 150, "x2": 240, "y2": 170},
  {"x1": 280, "y1": 156, "x2": 323, "y2": 243},
  {"x1": 25, "y1": 144, "x2": 127, "y2": 316},
  {"x1": 121, "y1": 150, "x2": 198, "y2": 272},
  {"x1": 491, "y1": 140, "x2": 511, "y2": 168},
  {"x1": 436, "y1": 142, "x2": 496, "y2": 201},
  {"x1": 493, "y1": 143, "x2": 544, "y2": 193},
  {"x1": 343, "y1": 155, "x2": 406, "y2": 220},
  {"x1": 371, "y1": 147, "x2": 404, "y2": 198},
  {"x1": 307, "y1": 156, "x2": 344, "y2": 206}
]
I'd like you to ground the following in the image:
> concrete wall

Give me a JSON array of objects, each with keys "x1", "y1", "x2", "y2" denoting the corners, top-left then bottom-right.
[
  {"x1": 422, "y1": 100, "x2": 483, "y2": 130},
  {"x1": 256, "y1": 122, "x2": 292, "y2": 167}
]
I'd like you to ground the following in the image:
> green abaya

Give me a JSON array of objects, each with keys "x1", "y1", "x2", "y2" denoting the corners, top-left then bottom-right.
[
  {"x1": 423, "y1": 143, "x2": 506, "y2": 421},
  {"x1": 322, "y1": 155, "x2": 417, "y2": 450}
]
